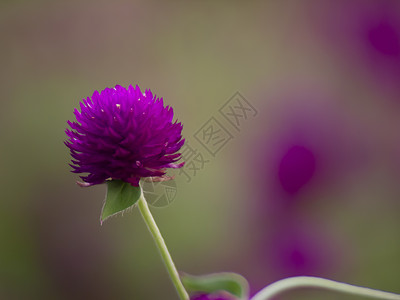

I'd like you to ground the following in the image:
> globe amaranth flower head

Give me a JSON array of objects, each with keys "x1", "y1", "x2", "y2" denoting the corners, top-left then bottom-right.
[{"x1": 65, "y1": 85, "x2": 185, "y2": 187}]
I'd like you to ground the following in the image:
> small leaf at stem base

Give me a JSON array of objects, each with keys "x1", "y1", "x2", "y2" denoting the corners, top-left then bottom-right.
[{"x1": 100, "y1": 180, "x2": 141, "y2": 224}]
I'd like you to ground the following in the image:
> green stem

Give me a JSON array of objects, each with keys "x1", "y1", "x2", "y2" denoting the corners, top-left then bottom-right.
[
  {"x1": 137, "y1": 192, "x2": 189, "y2": 300},
  {"x1": 251, "y1": 276, "x2": 400, "y2": 300}
]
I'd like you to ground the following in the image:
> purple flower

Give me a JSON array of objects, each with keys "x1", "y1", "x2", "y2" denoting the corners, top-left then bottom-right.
[
  {"x1": 190, "y1": 293, "x2": 236, "y2": 300},
  {"x1": 65, "y1": 85, "x2": 185, "y2": 187},
  {"x1": 307, "y1": 1, "x2": 400, "y2": 99}
]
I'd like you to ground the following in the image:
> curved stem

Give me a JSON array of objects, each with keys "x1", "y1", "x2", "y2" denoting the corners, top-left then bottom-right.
[
  {"x1": 251, "y1": 276, "x2": 400, "y2": 300},
  {"x1": 137, "y1": 192, "x2": 189, "y2": 300}
]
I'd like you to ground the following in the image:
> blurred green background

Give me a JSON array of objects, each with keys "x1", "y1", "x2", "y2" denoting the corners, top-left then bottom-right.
[{"x1": 1, "y1": 1, "x2": 400, "y2": 299}]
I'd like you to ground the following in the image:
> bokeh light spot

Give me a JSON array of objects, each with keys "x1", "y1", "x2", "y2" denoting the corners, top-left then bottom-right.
[
  {"x1": 278, "y1": 145, "x2": 316, "y2": 195},
  {"x1": 367, "y1": 20, "x2": 400, "y2": 56}
]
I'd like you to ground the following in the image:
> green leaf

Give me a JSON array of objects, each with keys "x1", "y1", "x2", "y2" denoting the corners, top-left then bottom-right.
[
  {"x1": 181, "y1": 272, "x2": 249, "y2": 300},
  {"x1": 100, "y1": 180, "x2": 141, "y2": 224}
]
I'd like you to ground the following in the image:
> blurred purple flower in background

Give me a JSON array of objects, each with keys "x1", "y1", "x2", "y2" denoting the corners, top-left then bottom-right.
[
  {"x1": 360, "y1": 2, "x2": 400, "y2": 62},
  {"x1": 367, "y1": 17, "x2": 400, "y2": 57},
  {"x1": 265, "y1": 220, "x2": 341, "y2": 278},
  {"x1": 241, "y1": 87, "x2": 363, "y2": 294},
  {"x1": 278, "y1": 145, "x2": 316, "y2": 195},
  {"x1": 308, "y1": 0, "x2": 400, "y2": 99},
  {"x1": 65, "y1": 85, "x2": 185, "y2": 187},
  {"x1": 253, "y1": 88, "x2": 367, "y2": 208}
]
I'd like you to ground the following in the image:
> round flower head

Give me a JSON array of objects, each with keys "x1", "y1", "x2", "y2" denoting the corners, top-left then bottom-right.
[{"x1": 65, "y1": 85, "x2": 185, "y2": 187}]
